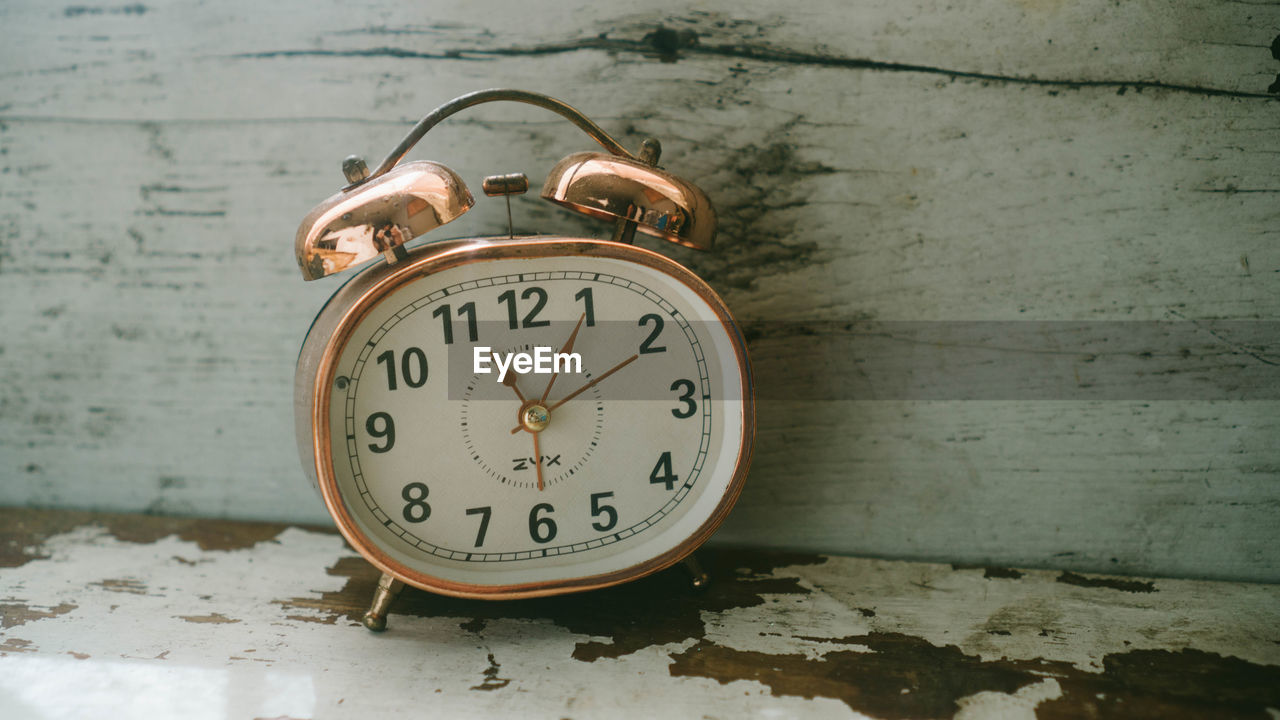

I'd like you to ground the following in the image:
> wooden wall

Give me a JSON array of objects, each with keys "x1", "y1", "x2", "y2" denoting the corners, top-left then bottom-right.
[{"x1": 2, "y1": 0, "x2": 1277, "y2": 581}]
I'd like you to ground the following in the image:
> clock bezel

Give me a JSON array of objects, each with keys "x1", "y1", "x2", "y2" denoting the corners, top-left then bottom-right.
[{"x1": 296, "y1": 236, "x2": 755, "y2": 600}]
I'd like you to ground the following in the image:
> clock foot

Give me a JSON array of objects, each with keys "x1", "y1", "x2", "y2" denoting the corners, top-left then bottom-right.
[
  {"x1": 681, "y1": 553, "x2": 710, "y2": 591},
  {"x1": 362, "y1": 572, "x2": 405, "y2": 632}
]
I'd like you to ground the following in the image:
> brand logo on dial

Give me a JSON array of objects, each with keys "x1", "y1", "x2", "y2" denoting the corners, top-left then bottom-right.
[{"x1": 473, "y1": 346, "x2": 583, "y2": 383}]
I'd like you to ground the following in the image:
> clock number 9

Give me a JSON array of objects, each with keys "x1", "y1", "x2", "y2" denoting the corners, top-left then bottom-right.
[
  {"x1": 670, "y1": 379, "x2": 697, "y2": 418},
  {"x1": 528, "y1": 503, "x2": 557, "y2": 543},
  {"x1": 401, "y1": 482, "x2": 430, "y2": 523},
  {"x1": 366, "y1": 412, "x2": 395, "y2": 453}
]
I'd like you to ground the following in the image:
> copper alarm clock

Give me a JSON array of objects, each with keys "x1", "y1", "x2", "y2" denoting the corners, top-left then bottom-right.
[{"x1": 293, "y1": 90, "x2": 754, "y2": 630}]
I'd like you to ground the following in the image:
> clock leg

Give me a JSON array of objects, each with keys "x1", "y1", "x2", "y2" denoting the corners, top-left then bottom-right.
[
  {"x1": 362, "y1": 572, "x2": 405, "y2": 632},
  {"x1": 681, "y1": 553, "x2": 710, "y2": 591}
]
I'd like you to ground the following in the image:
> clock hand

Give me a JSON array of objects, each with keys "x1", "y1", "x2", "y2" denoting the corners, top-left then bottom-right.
[
  {"x1": 509, "y1": 353, "x2": 639, "y2": 434},
  {"x1": 548, "y1": 353, "x2": 638, "y2": 411},
  {"x1": 502, "y1": 370, "x2": 526, "y2": 403},
  {"x1": 532, "y1": 431, "x2": 545, "y2": 492},
  {"x1": 540, "y1": 313, "x2": 586, "y2": 404}
]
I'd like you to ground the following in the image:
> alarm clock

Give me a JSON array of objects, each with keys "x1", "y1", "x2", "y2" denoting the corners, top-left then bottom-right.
[{"x1": 293, "y1": 89, "x2": 754, "y2": 631}]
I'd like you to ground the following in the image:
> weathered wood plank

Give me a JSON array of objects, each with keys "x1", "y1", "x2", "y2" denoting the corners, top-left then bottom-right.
[
  {"x1": 1, "y1": 510, "x2": 1278, "y2": 719},
  {"x1": 1, "y1": 2, "x2": 1278, "y2": 580}
]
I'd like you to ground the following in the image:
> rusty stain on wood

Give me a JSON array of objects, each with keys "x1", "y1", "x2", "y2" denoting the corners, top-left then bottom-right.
[
  {"x1": 1056, "y1": 571, "x2": 1156, "y2": 594},
  {"x1": 91, "y1": 578, "x2": 148, "y2": 595},
  {"x1": 0, "y1": 601, "x2": 76, "y2": 629},
  {"x1": 176, "y1": 612, "x2": 240, "y2": 624},
  {"x1": 671, "y1": 634, "x2": 1280, "y2": 719},
  {"x1": 0, "y1": 637, "x2": 36, "y2": 654},
  {"x1": 470, "y1": 653, "x2": 512, "y2": 691}
]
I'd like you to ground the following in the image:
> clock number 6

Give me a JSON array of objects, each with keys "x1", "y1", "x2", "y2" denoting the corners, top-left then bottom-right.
[{"x1": 528, "y1": 503, "x2": 557, "y2": 543}]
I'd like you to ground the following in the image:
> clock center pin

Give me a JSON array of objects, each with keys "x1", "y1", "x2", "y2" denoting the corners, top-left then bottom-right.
[{"x1": 519, "y1": 401, "x2": 551, "y2": 433}]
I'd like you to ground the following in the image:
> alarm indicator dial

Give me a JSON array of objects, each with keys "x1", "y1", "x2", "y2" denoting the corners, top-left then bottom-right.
[{"x1": 297, "y1": 238, "x2": 753, "y2": 598}]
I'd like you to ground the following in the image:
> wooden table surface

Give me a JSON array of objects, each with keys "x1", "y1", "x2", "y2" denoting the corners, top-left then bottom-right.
[{"x1": 1, "y1": 508, "x2": 1277, "y2": 719}]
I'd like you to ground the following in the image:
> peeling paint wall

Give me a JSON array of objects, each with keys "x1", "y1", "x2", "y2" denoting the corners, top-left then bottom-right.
[{"x1": 1, "y1": 1, "x2": 1278, "y2": 580}]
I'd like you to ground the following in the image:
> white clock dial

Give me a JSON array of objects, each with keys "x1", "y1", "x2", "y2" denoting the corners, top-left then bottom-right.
[{"x1": 300, "y1": 239, "x2": 752, "y2": 596}]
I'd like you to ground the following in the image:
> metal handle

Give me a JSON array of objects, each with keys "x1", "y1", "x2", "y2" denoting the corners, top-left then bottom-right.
[{"x1": 366, "y1": 89, "x2": 638, "y2": 183}]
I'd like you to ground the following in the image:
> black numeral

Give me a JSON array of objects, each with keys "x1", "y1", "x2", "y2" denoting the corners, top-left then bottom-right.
[
  {"x1": 590, "y1": 492, "x2": 617, "y2": 532},
  {"x1": 639, "y1": 313, "x2": 666, "y2": 354},
  {"x1": 671, "y1": 379, "x2": 697, "y2": 418},
  {"x1": 528, "y1": 503, "x2": 557, "y2": 543},
  {"x1": 376, "y1": 348, "x2": 428, "y2": 390},
  {"x1": 432, "y1": 302, "x2": 477, "y2": 344},
  {"x1": 575, "y1": 287, "x2": 595, "y2": 327},
  {"x1": 401, "y1": 482, "x2": 430, "y2": 523},
  {"x1": 366, "y1": 412, "x2": 395, "y2": 453},
  {"x1": 649, "y1": 451, "x2": 678, "y2": 490},
  {"x1": 499, "y1": 287, "x2": 551, "y2": 329},
  {"x1": 466, "y1": 506, "x2": 491, "y2": 547}
]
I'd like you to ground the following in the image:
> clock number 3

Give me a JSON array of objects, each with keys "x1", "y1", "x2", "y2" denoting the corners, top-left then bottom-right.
[{"x1": 670, "y1": 379, "x2": 697, "y2": 418}]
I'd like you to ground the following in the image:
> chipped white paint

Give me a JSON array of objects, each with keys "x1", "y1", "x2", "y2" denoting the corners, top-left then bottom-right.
[
  {"x1": 1, "y1": 0, "x2": 1278, "y2": 581},
  {"x1": 953, "y1": 679, "x2": 1062, "y2": 720},
  {"x1": 2, "y1": 519, "x2": 1279, "y2": 719},
  {"x1": 1, "y1": 524, "x2": 858, "y2": 719}
]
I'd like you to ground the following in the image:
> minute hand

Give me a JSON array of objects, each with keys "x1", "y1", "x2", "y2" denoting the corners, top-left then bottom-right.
[{"x1": 509, "y1": 353, "x2": 640, "y2": 435}]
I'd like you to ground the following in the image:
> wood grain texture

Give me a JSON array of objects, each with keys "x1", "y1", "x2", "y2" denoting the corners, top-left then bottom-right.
[
  {"x1": 1, "y1": 2, "x2": 1278, "y2": 579},
  {"x1": 2, "y1": 510, "x2": 1278, "y2": 719}
]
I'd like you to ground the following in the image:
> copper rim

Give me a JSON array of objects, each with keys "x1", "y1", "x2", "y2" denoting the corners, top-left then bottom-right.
[{"x1": 308, "y1": 237, "x2": 754, "y2": 600}]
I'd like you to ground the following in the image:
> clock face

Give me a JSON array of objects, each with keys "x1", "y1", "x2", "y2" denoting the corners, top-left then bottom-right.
[{"x1": 301, "y1": 238, "x2": 752, "y2": 596}]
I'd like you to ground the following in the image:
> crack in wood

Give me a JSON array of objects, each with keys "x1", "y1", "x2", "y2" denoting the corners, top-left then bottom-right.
[{"x1": 230, "y1": 26, "x2": 1279, "y2": 101}]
